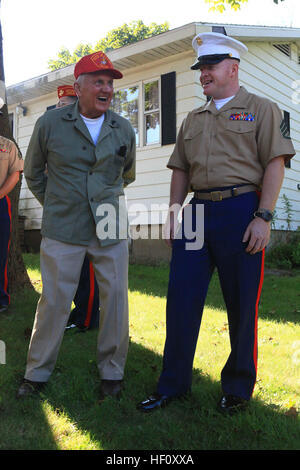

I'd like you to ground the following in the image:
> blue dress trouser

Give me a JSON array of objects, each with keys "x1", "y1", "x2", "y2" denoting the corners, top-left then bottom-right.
[
  {"x1": 0, "y1": 196, "x2": 11, "y2": 307},
  {"x1": 69, "y1": 255, "x2": 100, "y2": 329},
  {"x1": 157, "y1": 190, "x2": 264, "y2": 401}
]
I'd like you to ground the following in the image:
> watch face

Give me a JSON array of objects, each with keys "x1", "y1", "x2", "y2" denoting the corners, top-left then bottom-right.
[
  {"x1": 255, "y1": 211, "x2": 273, "y2": 222},
  {"x1": 263, "y1": 213, "x2": 273, "y2": 222}
]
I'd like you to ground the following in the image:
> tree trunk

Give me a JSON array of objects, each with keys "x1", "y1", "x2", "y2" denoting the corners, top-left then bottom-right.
[{"x1": 0, "y1": 9, "x2": 32, "y2": 292}]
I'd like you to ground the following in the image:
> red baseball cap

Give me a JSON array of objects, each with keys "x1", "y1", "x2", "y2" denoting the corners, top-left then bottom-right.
[
  {"x1": 74, "y1": 51, "x2": 123, "y2": 80},
  {"x1": 57, "y1": 85, "x2": 76, "y2": 98}
]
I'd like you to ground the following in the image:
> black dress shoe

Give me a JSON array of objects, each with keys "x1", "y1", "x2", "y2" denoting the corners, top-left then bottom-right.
[
  {"x1": 65, "y1": 322, "x2": 88, "y2": 332},
  {"x1": 137, "y1": 393, "x2": 173, "y2": 412},
  {"x1": 217, "y1": 394, "x2": 248, "y2": 415},
  {"x1": 17, "y1": 379, "x2": 46, "y2": 398}
]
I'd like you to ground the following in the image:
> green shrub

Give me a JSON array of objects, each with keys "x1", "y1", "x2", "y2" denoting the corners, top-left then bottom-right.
[
  {"x1": 292, "y1": 241, "x2": 300, "y2": 266},
  {"x1": 266, "y1": 243, "x2": 293, "y2": 269},
  {"x1": 266, "y1": 232, "x2": 300, "y2": 269}
]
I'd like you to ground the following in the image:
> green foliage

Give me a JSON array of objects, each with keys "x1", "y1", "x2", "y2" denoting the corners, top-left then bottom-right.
[
  {"x1": 266, "y1": 231, "x2": 300, "y2": 270},
  {"x1": 205, "y1": 0, "x2": 248, "y2": 12},
  {"x1": 282, "y1": 193, "x2": 293, "y2": 231},
  {"x1": 292, "y1": 240, "x2": 300, "y2": 265},
  {"x1": 48, "y1": 20, "x2": 169, "y2": 71},
  {"x1": 205, "y1": 0, "x2": 284, "y2": 11},
  {"x1": 95, "y1": 20, "x2": 169, "y2": 53}
]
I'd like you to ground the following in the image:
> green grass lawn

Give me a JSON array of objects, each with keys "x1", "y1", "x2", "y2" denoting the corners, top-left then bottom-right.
[{"x1": 0, "y1": 254, "x2": 299, "y2": 450}]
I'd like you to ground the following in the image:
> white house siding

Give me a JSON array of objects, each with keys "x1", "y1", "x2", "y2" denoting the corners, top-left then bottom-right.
[
  {"x1": 122, "y1": 52, "x2": 203, "y2": 227},
  {"x1": 14, "y1": 93, "x2": 57, "y2": 230},
  {"x1": 237, "y1": 41, "x2": 300, "y2": 230}
]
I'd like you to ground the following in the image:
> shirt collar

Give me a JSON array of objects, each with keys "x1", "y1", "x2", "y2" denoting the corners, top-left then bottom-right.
[
  {"x1": 61, "y1": 101, "x2": 119, "y2": 127},
  {"x1": 196, "y1": 86, "x2": 250, "y2": 114}
]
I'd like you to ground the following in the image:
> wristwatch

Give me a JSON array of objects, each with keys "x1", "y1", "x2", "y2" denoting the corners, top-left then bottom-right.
[{"x1": 253, "y1": 209, "x2": 273, "y2": 222}]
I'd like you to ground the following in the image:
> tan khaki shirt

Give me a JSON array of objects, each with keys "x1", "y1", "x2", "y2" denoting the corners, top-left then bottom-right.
[
  {"x1": 0, "y1": 136, "x2": 23, "y2": 188},
  {"x1": 168, "y1": 87, "x2": 295, "y2": 190}
]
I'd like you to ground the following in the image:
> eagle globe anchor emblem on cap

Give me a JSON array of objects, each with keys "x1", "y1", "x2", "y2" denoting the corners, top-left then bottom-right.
[
  {"x1": 91, "y1": 52, "x2": 108, "y2": 68},
  {"x1": 74, "y1": 51, "x2": 123, "y2": 79},
  {"x1": 190, "y1": 32, "x2": 248, "y2": 69}
]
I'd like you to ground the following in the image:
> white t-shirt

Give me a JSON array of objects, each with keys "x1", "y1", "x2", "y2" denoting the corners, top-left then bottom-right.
[
  {"x1": 213, "y1": 95, "x2": 236, "y2": 110},
  {"x1": 81, "y1": 114, "x2": 105, "y2": 145}
]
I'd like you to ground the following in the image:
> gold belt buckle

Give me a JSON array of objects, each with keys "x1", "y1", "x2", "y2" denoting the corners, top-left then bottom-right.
[{"x1": 211, "y1": 191, "x2": 223, "y2": 201}]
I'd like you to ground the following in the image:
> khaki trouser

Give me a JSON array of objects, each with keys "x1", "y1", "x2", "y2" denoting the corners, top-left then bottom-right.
[{"x1": 25, "y1": 236, "x2": 129, "y2": 382}]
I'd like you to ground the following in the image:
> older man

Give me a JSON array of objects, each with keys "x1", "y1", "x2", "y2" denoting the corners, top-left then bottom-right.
[
  {"x1": 56, "y1": 85, "x2": 100, "y2": 332},
  {"x1": 19, "y1": 52, "x2": 136, "y2": 399},
  {"x1": 137, "y1": 33, "x2": 295, "y2": 414}
]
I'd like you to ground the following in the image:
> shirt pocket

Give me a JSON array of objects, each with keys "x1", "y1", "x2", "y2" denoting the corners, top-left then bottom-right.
[
  {"x1": 225, "y1": 120, "x2": 256, "y2": 134},
  {"x1": 103, "y1": 148, "x2": 127, "y2": 185},
  {"x1": 183, "y1": 123, "x2": 205, "y2": 162},
  {"x1": 224, "y1": 120, "x2": 257, "y2": 157}
]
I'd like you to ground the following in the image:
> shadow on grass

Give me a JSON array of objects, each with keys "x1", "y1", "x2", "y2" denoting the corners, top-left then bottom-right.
[
  {"x1": 3, "y1": 315, "x2": 298, "y2": 451},
  {"x1": 22, "y1": 254, "x2": 300, "y2": 324},
  {"x1": 0, "y1": 288, "x2": 58, "y2": 450},
  {"x1": 27, "y1": 339, "x2": 300, "y2": 450},
  {"x1": 129, "y1": 264, "x2": 300, "y2": 325},
  {"x1": 1, "y1": 258, "x2": 299, "y2": 450}
]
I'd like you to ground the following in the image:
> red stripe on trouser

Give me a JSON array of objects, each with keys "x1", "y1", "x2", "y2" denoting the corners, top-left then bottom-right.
[
  {"x1": 3, "y1": 196, "x2": 12, "y2": 305},
  {"x1": 252, "y1": 248, "x2": 265, "y2": 395},
  {"x1": 84, "y1": 262, "x2": 95, "y2": 328}
]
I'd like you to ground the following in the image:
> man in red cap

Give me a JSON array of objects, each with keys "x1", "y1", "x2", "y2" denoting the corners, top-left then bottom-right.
[
  {"x1": 55, "y1": 85, "x2": 100, "y2": 332},
  {"x1": 56, "y1": 85, "x2": 77, "y2": 108},
  {"x1": 20, "y1": 52, "x2": 136, "y2": 399}
]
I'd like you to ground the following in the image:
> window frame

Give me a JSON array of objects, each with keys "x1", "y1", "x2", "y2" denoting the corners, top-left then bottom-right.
[
  {"x1": 111, "y1": 85, "x2": 140, "y2": 147},
  {"x1": 142, "y1": 77, "x2": 161, "y2": 147},
  {"x1": 113, "y1": 76, "x2": 162, "y2": 149}
]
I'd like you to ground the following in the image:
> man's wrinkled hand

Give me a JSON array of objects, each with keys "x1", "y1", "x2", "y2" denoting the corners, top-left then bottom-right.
[{"x1": 242, "y1": 217, "x2": 271, "y2": 254}]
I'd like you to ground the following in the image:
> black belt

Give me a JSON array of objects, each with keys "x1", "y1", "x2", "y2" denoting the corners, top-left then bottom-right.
[{"x1": 194, "y1": 184, "x2": 257, "y2": 201}]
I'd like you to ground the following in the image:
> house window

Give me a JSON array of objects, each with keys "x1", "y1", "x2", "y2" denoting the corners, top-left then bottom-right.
[
  {"x1": 111, "y1": 86, "x2": 139, "y2": 146},
  {"x1": 143, "y1": 80, "x2": 160, "y2": 146},
  {"x1": 111, "y1": 73, "x2": 176, "y2": 148}
]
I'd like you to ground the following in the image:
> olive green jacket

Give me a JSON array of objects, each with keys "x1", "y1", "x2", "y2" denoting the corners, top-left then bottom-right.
[{"x1": 24, "y1": 102, "x2": 136, "y2": 246}]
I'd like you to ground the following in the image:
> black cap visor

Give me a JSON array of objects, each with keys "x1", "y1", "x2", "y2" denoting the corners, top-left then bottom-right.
[{"x1": 191, "y1": 54, "x2": 239, "y2": 70}]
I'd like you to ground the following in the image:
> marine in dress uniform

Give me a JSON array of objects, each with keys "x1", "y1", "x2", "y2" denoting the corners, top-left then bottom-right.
[
  {"x1": 0, "y1": 130, "x2": 24, "y2": 312},
  {"x1": 18, "y1": 52, "x2": 136, "y2": 399},
  {"x1": 56, "y1": 85, "x2": 100, "y2": 331},
  {"x1": 137, "y1": 33, "x2": 296, "y2": 414}
]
